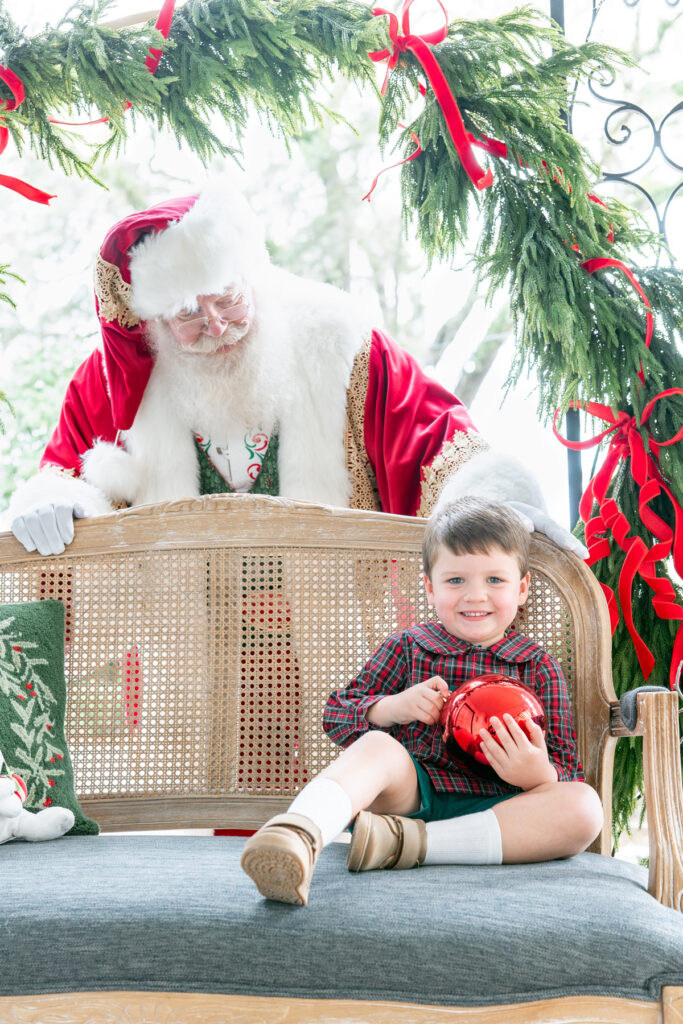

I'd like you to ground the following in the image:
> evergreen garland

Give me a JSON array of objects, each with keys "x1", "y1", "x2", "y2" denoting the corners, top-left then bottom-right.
[
  {"x1": 1, "y1": 0, "x2": 681, "y2": 837},
  {"x1": 0, "y1": 0, "x2": 382, "y2": 173}
]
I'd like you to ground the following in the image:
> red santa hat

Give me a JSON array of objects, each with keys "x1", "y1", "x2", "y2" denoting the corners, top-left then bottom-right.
[{"x1": 94, "y1": 182, "x2": 269, "y2": 430}]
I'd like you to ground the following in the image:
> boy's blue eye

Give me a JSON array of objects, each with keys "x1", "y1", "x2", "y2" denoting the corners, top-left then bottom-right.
[
  {"x1": 487, "y1": 576, "x2": 504, "y2": 584},
  {"x1": 447, "y1": 577, "x2": 464, "y2": 585}
]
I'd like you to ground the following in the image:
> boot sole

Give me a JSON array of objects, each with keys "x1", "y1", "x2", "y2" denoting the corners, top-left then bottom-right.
[{"x1": 241, "y1": 833, "x2": 310, "y2": 905}]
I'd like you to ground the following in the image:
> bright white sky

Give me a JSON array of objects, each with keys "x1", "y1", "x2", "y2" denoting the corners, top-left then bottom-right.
[
  {"x1": 7, "y1": 0, "x2": 523, "y2": 31},
  {"x1": 1, "y1": 0, "x2": 680, "y2": 528}
]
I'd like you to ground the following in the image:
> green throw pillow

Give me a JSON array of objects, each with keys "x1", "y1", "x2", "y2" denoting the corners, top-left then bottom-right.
[{"x1": 0, "y1": 599, "x2": 98, "y2": 835}]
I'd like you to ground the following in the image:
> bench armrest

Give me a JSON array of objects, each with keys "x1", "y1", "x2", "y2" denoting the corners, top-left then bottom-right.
[{"x1": 611, "y1": 687, "x2": 683, "y2": 911}]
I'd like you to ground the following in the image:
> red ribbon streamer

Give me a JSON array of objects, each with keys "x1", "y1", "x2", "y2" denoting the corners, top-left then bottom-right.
[
  {"x1": 470, "y1": 133, "x2": 508, "y2": 160},
  {"x1": 363, "y1": 125, "x2": 422, "y2": 202},
  {"x1": 554, "y1": 258, "x2": 683, "y2": 690},
  {"x1": 368, "y1": 0, "x2": 497, "y2": 192},
  {"x1": 0, "y1": 66, "x2": 56, "y2": 204},
  {"x1": 145, "y1": 0, "x2": 176, "y2": 73},
  {"x1": 49, "y1": 0, "x2": 176, "y2": 127},
  {"x1": 48, "y1": 113, "x2": 116, "y2": 127},
  {"x1": 587, "y1": 192, "x2": 615, "y2": 245},
  {"x1": 554, "y1": 386, "x2": 683, "y2": 689},
  {"x1": 363, "y1": 126, "x2": 505, "y2": 203},
  {"x1": 582, "y1": 257, "x2": 653, "y2": 386}
]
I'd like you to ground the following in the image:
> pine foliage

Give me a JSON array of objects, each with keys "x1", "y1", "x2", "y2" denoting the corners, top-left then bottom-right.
[
  {"x1": 0, "y1": 0, "x2": 382, "y2": 169},
  {"x1": 1, "y1": 0, "x2": 682, "y2": 836}
]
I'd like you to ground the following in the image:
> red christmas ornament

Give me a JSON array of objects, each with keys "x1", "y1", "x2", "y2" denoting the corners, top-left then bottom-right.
[{"x1": 440, "y1": 673, "x2": 546, "y2": 767}]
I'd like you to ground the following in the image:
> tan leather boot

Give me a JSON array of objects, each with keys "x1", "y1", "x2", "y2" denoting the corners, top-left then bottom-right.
[
  {"x1": 241, "y1": 812, "x2": 322, "y2": 905},
  {"x1": 347, "y1": 811, "x2": 427, "y2": 871}
]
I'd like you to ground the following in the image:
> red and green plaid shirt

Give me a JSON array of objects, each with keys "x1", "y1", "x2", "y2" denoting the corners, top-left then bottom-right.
[{"x1": 323, "y1": 623, "x2": 583, "y2": 797}]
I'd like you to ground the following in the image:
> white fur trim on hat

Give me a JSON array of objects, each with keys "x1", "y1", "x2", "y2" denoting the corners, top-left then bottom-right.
[{"x1": 128, "y1": 181, "x2": 270, "y2": 321}]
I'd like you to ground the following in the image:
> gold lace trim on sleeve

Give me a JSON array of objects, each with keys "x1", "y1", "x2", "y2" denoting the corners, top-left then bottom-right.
[
  {"x1": 94, "y1": 254, "x2": 141, "y2": 328},
  {"x1": 344, "y1": 334, "x2": 381, "y2": 512},
  {"x1": 417, "y1": 430, "x2": 491, "y2": 518}
]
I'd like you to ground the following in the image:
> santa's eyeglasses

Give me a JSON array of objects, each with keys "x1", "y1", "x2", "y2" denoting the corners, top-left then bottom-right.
[{"x1": 167, "y1": 293, "x2": 249, "y2": 338}]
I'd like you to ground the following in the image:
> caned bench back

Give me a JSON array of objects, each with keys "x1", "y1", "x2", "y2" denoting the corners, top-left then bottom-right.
[{"x1": 0, "y1": 495, "x2": 617, "y2": 851}]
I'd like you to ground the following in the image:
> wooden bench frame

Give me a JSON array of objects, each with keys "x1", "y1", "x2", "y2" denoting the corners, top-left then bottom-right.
[{"x1": 0, "y1": 494, "x2": 681, "y2": 1023}]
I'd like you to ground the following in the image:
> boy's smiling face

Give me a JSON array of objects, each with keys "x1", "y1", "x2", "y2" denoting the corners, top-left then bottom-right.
[{"x1": 424, "y1": 543, "x2": 530, "y2": 648}]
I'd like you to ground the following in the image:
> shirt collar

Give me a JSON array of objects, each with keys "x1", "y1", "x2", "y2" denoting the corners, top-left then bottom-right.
[{"x1": 411, "y1": 622, "x2": 540, "y2": 663}]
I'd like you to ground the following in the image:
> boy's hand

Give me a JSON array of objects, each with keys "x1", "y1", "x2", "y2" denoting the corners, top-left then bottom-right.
[
  {"x1": 366, "y1": 676, "x2": 449, "y2": 728},
  {"x1": 478, "y1": 715, "x2": 558, "y2": 790}
]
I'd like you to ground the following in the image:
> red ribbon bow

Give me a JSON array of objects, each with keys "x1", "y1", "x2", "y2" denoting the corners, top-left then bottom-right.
[
  {"x1": 554, "y1": 387, "x2": 683, "y2": 689},
  {"x1": 0, "y1": 66, "x2": 56, "y2": 204},
  {"x1": 368, "y1": 0, "x2": 496, "y2": 192}
]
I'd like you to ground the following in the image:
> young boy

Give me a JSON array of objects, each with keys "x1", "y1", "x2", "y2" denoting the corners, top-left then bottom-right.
[{"x1": 241, "y1": 497, "x2": 603, "y2": 905}]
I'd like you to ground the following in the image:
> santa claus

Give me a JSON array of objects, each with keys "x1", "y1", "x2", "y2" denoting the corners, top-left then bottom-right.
[{"x1": 7, "y1": 181, "x2": 583, "y2": 557}]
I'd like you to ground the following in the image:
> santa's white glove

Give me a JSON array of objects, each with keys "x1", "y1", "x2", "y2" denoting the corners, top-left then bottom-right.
[
  {"x1": 506, "y1": 501, "x2": 588, "y2": 560},
  {"x1": 11, "y1": 502, "x2": 85, "y2": 556}
]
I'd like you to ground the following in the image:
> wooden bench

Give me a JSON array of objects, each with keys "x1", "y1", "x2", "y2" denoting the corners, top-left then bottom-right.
[{"x1": 1, "y1": 494, "x2": 681, "y2": 1023}]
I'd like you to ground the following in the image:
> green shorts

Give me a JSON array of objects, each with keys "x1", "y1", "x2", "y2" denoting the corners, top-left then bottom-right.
[{"x1": 406, "y1": 757, "x2": 516, "y2": 823}]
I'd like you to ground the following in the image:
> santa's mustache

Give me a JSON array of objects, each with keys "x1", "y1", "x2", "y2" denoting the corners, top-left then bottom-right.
[{"x1": 180, "y1": 316, "x2": 251, "y2": 355}]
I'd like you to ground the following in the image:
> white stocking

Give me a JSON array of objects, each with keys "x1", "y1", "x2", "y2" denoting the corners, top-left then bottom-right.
[
  {"x1": 288, "y1": 778, "x2": 353, "y2": 846},
  {"x1": 423, "y1": 809, "x2": 503, "y2": 865}
]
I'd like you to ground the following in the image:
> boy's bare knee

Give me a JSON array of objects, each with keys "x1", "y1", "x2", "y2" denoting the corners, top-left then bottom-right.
[
  {"x1": 354, "y1": 730, "x2": 403, "y2": 756},
  {"x1": 337, "y1": 730, "x2": 411, "y2": 778},
  {"x1": 354, "y1": 730, "x2": 416, "y2": 793},
  {"x1": 564, "y1": 781, "x2": 604, "y2": 852}
]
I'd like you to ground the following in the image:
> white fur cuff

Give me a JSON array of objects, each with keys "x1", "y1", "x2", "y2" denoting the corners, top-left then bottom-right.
[
  {"x1": 4, "y1": 467, "x2": 114, "y2": 526},
  {"x1": 434, "y1": 450, "x2": 547, "y2": 514},
  {"x1": 81, "y1": 442, "x2": 141, "y2": 506}
]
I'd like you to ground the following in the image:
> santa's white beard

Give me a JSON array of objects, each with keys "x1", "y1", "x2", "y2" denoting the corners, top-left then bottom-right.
[
  {"x1": 81, "y1": 263, "x2": 365, "y2": 509},
  {"x1": 146, "y1": 308, "x2": 289, "y2": 439}
]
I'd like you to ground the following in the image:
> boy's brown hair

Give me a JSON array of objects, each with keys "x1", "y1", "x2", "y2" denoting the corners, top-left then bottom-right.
[{"x1": 422, "y1": 497, "x2": 531, "y2": 578}]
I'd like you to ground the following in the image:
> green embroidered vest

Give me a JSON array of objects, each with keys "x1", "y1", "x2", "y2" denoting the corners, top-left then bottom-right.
[{"x1": 195, "y1": 434, "x2": 280, "y2": 496}]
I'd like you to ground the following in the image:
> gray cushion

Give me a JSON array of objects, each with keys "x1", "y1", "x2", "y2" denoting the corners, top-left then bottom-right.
[
  {"x1": 619, "y1": 686, "x2": 668, "y2": 731},
  {"x1": 2, "y1": 836, "x2": 682, "y2": 1006}
]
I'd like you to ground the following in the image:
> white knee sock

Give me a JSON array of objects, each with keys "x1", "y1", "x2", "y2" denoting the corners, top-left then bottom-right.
[
  {"x1": 423, "y1": 809, "x2": 503, "y2": 865},
  {"x1": 288, "y1": 778, "x2": 354, "y2": 846}
]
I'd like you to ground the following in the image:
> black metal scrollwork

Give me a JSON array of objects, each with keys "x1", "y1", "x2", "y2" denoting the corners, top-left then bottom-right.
[
  {"x1": 577, "y1": 0, "x2": 682, "y2": 260},
  {"x1": 622, "y1": 0, "x2": 680, "y2": 7},
  {"x1": 552, "y1": 0, "x2": 681, "y2": 525}
]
